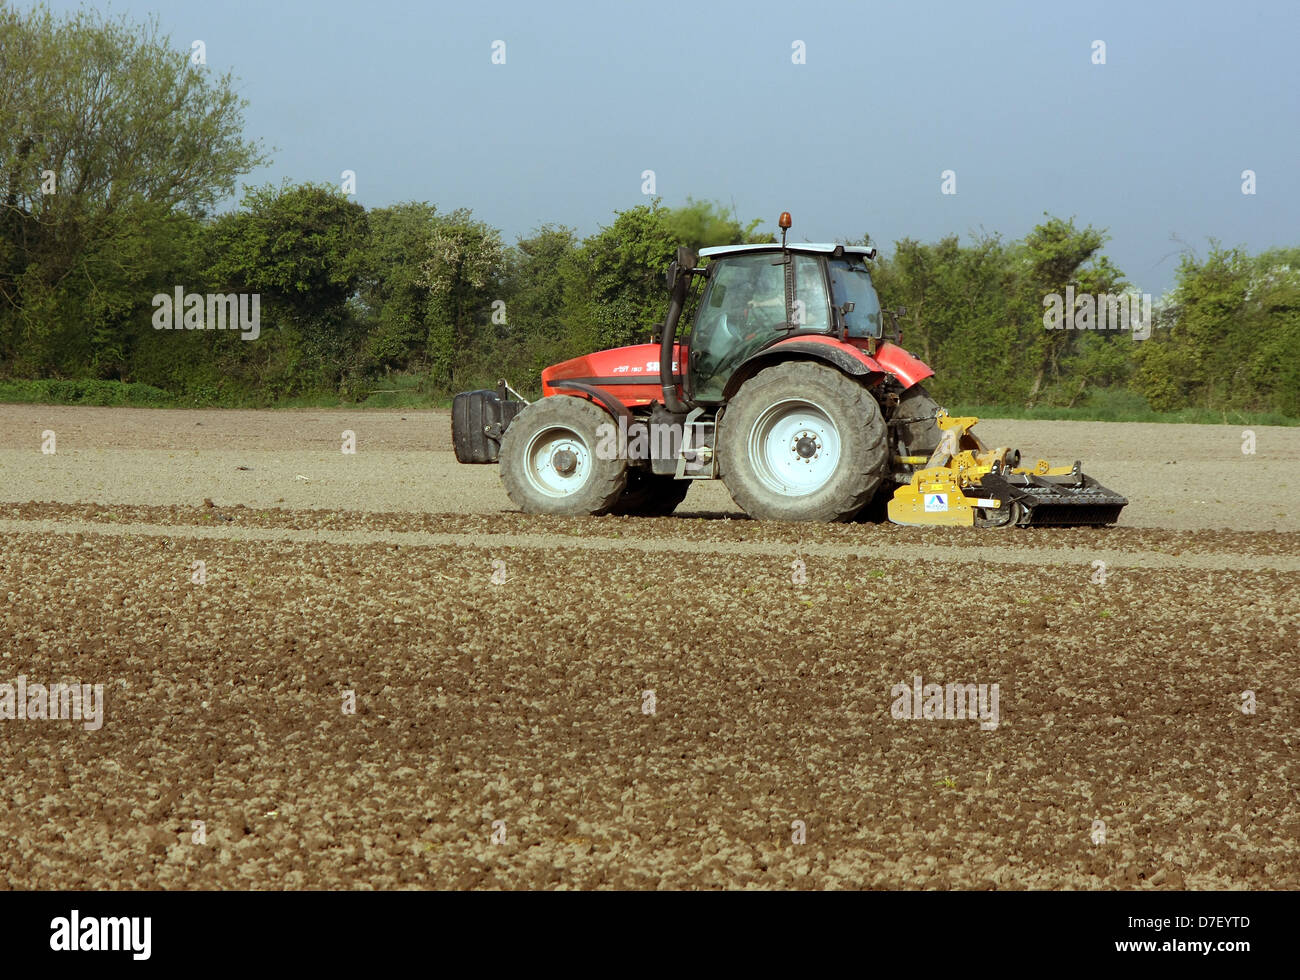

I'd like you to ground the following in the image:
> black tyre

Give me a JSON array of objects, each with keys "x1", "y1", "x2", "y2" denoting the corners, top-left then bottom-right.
[
  {"x1": 499, "y1": 396, "x2": 627, "y2": 515},
  {"x1": 718, "y1": 361, "x2": 888, "y2": 522},
  {"x1": 608, "y1": 470, "x2": 691, "y2": 516},
  {"x1": 895, "y1": 382, "x2": 942, "y2": 458},
  {"x1": 853, "y1": 481, "x2": 898, "y2": 524},
  {"x1": 855, "y1": 383, "x2": 943, "y2": 524}
]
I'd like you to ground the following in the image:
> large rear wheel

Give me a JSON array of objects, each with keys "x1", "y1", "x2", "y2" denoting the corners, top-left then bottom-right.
[
  {"x1": 499, "y1": 396, "x2": 627, "y2": 515},
  {"x1": 718, "y1": 361, "x2": 888, "y2": 522}
]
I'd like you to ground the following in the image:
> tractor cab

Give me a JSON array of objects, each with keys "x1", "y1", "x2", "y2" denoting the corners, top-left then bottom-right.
[{"x1": 687, "y1": 242, "x2": 883, "y2": 402}]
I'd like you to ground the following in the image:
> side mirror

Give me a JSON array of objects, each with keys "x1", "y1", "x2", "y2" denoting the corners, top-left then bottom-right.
[
  {"x1": 833, "y1": 301, "x2": 855, "y2": 335},
  {"x1": 665, "y1": 260, "x2": 680, "y2": 292}
]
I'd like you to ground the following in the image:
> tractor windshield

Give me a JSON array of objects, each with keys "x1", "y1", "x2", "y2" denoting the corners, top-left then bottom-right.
[{"x1": 828, "y1": 258, "x2": 882, "y2": 338}]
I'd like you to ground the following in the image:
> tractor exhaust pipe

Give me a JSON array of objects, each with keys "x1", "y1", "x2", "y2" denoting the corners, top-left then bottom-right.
[{"x1": 660, "y1": 245, "x2": 697, "y2": 414}]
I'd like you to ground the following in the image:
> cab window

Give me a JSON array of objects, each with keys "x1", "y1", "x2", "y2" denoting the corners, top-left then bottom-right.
[
  {"x1": 828, "y1": 257, "x2": 882, "y2": 338},
  {"x1": 690, "y1": 254, "x2": 787, "y2": 402},
  {"x1": 793, "y1": 254, "x2": 829, "y2": 330}
]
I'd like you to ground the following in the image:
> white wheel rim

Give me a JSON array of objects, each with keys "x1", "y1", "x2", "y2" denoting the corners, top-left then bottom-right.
[
  {"x1": 748, "y1": 398, "x2": 842, "y2": 496},
  {"x1": 524, "y1": 425, "x2": 592, "y2": 498}
]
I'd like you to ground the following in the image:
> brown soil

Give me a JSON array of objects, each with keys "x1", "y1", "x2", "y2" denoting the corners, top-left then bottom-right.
[{"x1": 0, "y1": 406, "x2": 1296, "y2": 889}]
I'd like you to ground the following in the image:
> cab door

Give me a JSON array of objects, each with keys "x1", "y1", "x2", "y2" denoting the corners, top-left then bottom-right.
[{"x1": 687, "y1": 253, "x2": 831, "y2": 402}]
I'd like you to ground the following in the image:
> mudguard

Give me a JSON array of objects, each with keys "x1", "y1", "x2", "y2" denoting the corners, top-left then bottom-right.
[
  {"x1": 722, "y1": 335, "x2": 934, "y2": 398},
  {"x1": 870, "y1": 340, "x2": 935, "y2": 389}
]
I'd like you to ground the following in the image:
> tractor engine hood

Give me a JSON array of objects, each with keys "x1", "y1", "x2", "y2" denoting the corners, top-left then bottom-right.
[{"x1": 541, "y1": 343, "x2": 682, "y2": 412}]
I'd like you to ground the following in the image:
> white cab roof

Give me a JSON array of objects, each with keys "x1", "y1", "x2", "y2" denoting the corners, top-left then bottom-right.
[{"x1": 698, "y1": 243, "x2": 876, "y2": 258}]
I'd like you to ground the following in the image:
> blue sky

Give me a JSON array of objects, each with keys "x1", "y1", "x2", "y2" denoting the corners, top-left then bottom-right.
[{"x1": 46, "y1": 0, "x2": 1300, "y2": 294}]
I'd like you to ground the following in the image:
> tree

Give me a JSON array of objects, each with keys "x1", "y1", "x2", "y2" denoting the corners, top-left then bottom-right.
[
  {"x1": 0, "y1": 2, "x2": 268, "y2": 372},
  {"x1": 871, "y1": 217, "x2": 1127, "y2": 406},
  {"x1": 503, "y1": 224, "x2": 578, "y2": 342},
  {"x1": 1014, "y1": 216, "x2": 1126, "y2": 404},
  {"x1": 872, "y1": 232, "x2": 1019, "y2": 403},
  {"x1": 356, "y1": 201, "x2": 440, "y2": 372},
  {"x1": 664, "y1": 198, "x2": 772, "y2": 250},
  {"x1": 560, "y1": 202, "x2": 678, "y2": 352},
  {"x1": 207, "y1": 182, "x2": 369, "y2": 379},
  {"x1": 416, "y1": 209, "x2": 504, "y2": 387},
  {"x1": 1134, "y1": 246, "x2": 1300, "y2": 415}
]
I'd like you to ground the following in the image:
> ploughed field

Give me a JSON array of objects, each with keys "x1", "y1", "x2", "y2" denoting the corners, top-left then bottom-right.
[{"x1": 0, "y1": 406, "x2": 1296, "y2": 889}]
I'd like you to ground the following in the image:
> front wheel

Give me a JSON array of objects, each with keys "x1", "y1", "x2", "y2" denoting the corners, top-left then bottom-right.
[
  {"x1": 718, "y1": 361, "x2": 888, "y2": 522},
  {"x1": 499, "y1": 396, "x2": 628, "y2": 515}
]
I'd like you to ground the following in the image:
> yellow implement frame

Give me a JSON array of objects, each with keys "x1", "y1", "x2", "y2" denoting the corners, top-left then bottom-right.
[{"x1": 887, "y1": 411, "x2": 1073, "y2": 526}]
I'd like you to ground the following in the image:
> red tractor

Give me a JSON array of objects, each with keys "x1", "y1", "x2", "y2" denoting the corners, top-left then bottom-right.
[{"x1": 452, "y1": 214, "x2": 1125, "y2": 526}]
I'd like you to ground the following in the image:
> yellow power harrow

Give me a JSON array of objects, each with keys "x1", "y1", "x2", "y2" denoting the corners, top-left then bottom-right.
[{"x1": 887, "y1": 412, "x2": 1127, "y2": 528}]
